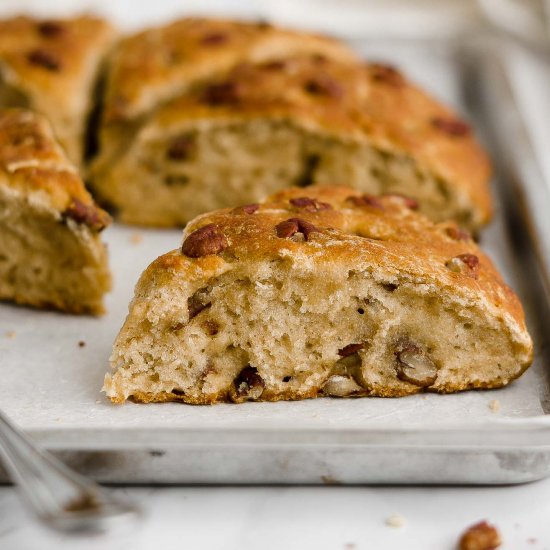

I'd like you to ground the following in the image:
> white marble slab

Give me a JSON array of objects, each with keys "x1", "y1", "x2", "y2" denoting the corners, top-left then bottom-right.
[{"x1": 1, "y1": 479, "x2": 550, "y2": 549}]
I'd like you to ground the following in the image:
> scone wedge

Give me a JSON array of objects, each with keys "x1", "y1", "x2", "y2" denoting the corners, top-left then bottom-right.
[
  {"x1": 91, "y1": 19, "x2": 491, "y2": 230},
  {"x1": 0, "y1": 15, "x2": 116, "y2": 165},
  {"x1": 105, "y1": 186, "x2": 532, "y2": 404},
  {"x1": 0, "y1": 109, "x2": 111, "y2": 314}
]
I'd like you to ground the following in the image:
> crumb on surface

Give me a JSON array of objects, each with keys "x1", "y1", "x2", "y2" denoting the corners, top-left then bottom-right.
[
  {"x1": 5, "y1": 330, "x2": 16, "y2": 339},
  {"x1": 129, "y1": 232, "x2": 143, "y2": 244},
  {"x1": 385, "y1": 513, "x2": 406, "y2": 528},
  {"x1": 343, "y1": 544, "x2": 357, "y2": 549},
  {"x1": 489, "y1": 399, "x2": 501, "y2": 413},
  {"x1": 321, "y1": 475, "x2": 342, "y2": 485},
  {"x1": 78, "y1": 340, "x2": 86, "y2": 347}
]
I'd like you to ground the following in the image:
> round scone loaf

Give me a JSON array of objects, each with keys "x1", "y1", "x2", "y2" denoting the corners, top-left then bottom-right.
[
  {"x1": 104, "y1": 186, "x2": 532, "y2": 404},
  {"x1": 0, "y1": 108, "x2": 111, "y2": 315},
  {"x1": 0, "y1": 16, "x2": 116, "y2": 165},
  {"x1": 91, "y1": 18, "x2": 491, "y2": 231}
]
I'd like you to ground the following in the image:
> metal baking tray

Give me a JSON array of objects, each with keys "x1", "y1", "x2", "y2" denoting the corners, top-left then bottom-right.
[{"x1": 1, "y1": 35, "x2": 550, "y2": 485}]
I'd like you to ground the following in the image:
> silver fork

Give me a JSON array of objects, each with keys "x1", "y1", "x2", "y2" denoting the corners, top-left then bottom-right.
[{"x1": 0, "y1": 408, "x2": 140, "y2": 533}]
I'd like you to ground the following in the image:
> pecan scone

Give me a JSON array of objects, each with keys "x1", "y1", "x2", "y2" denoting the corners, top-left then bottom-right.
[
  {"x1": 104, "y1": 186, "x2": 531, "y2": 404},
  {"x1": 0, "y1": 15, "x2": 116, "y2": 165},
  {"x1": 91, "y1": 18, "x2": 491, "y2": 231},
  {"x1": 0, "y1": 109, "x2": 111, "y2": 314}
]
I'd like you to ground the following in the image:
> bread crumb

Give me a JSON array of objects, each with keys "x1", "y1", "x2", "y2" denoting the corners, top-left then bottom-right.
[
  {"x1": 5, "y1": 330, "x2": 16, "y2": 339},
  {"x1": 129, "y1": 232, "x2": 143, "y2": 245},
  {"x1": 489, "y1": 399, "x2": 501, "y2": 413},
  {"x1": 527, "y1": 537, "x2": 537, "y2": 545},
  {"x1": 95, "y1": 399, "x2": 101, "y2": 404},
  {"x1": 321, "y1": 475, "x2": 342, "y2": 485},
  {"x1": 385, "y1": 514, "x2": 405, "y2": 528},
  {"x1": 78, "y1": 340, "x2": 86, "y2": 348},
  {"x1": 343, "y1": 544, "x2": 357, "y2": 549}
]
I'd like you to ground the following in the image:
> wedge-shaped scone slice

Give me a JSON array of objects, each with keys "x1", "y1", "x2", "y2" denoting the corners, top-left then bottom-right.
[
  {"x1": 105, "y1": 186, "x2": 531, "y2": 404},
  {"x1": 0, "y1": 15, "x2": 116, "y2": 165},
  {"x1": 92, "y1": 53, "x2": 491, "y2": 231},
  {"x1": 0, "y1": 109, "x2": 111, "y2": 314}
]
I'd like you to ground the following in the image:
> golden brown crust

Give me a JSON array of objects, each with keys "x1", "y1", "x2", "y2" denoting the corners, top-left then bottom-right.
[
  {"x1": 149, "y1": 55, "x2": 492, "y2": 228},
  {"x1": 0, "y1": 15, "x2": 116, "y2": 163},
  {"x1": 175, "y1": 186, "x2": 522, "y2": 330},
  {"x1": 0, "y1": 108, "x2": 110, "y2": 228},
  {"x1": 123, "y1": 375, "x2": 514, "y2": 405},
  {"x1": 102, "y1": 17, "x2": 358, "y2": 123}
]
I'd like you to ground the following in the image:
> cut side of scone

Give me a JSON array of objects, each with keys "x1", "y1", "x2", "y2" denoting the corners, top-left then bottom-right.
[
  {"x1": 92, "y1": 49, "x2": 491, "y2": 230},
  {"x1": 104, "y1": 186, "x2": 531, "y2": 404},
  {"x1": 0, "y1": 109, "x2": 111, "y2": 314},
  {"x1": 0, "y1": 15, "x2": 116, "y2": 165}
]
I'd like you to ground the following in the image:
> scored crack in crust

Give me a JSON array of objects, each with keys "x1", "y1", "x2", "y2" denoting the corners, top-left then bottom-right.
[
  {"x1": 0, "y1": 15, "x2": 116, "y2": 165},
  {"x1": 91, "y1": 18, "x2": 491, "y2": 231},
  {"x1": 104, "y1": 185, "x2": 532, "y2": 405},
  {"x1": 0, "y1": 108, "x2": 111, "y2": 314}
]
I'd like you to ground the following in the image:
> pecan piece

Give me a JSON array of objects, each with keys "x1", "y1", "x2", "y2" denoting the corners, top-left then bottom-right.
[
  {"x1": 445, "y1": 226, "x2": 471, "y2": 241},
  {"x1": 262, "y1": 60, "x2": 287, "y2": 71},
  {"x1": 322, "y1": 375, "x2": 362, "y2": 397},
  {"x1": 166, "y1": 134, "x2": 194, "y2": 160},
  {"x1": 338, "y1": 343, "x2": 364, "y2": 357},
  {"x1": 229, "y1": 366, "x2": 265, "y2": 402},
  {"x1": 382, "y1": 193, "x2": 419, "y2": 210},
  {"x1": 27, "y1": 48, "x2": 61, "y2": 71},
  {"x1": 395, "y1": 343, "x2": 437, "y2": 387},
  {"x1": 37, "y1": 21, "x2": 65, "y2": 37},
  {"x1": 445, "y1": 253, "x2": 480, "y2": 279},
  {"x1": 290, "y1": 197, "x2": 332, "y2": 212},
  {"x1": 203, "y1": 320, "x2": 219, "y2": 336},
  {"x1": 182, "y1": 224, "x2": 228, "y2": 258},
  {"x1": 187, "y1": 288, "x2": 211, "y2": 320},
  {"x1": 346, "y1": 195, "x2": 383, "y2": 209},
  {"x1": 459, "y1": 521, "x2": 501, "y2": 550},
  {"x1": 275, "y1": 218, "x2": 320, "y2": 241},
  {"x1": 200, "y1": 81, "x2": 241, "y2": 105},
  {"x1": 431, "y1": 116, "x2": 470, "y2": 137},
  {"x1": 233, "y1": 203, "x2": 259, "y2": 215},
  {"x1": 63, "y1": 199, "x2": 109, "y2": 231},
  {"x1": 304, "y1": 74, "x2": 344, "y2": 98},
  {"x1": 369, "y1": 63, "x2": 405, "y2": 87},
  {"x1": 200, "y1": 32, "x2": 228, "y2": 45}
]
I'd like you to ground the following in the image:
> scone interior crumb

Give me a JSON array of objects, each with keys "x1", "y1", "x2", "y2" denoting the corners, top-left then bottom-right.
[
  {"x1": 96, "y1": 119, "x2": 472, "y2": 228},
  {"x1": 0, "y1": 188, "x2": 110, "y2": 314},
  {"x1": 106, "y1": 253, "x2": 529, "y2": 403}
]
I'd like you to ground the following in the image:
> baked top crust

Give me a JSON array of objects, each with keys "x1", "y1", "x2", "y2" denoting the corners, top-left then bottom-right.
[
  {"x1": 102, "y1": 17, "x2": 359, "y2": 123},
  {"x1": 168, "y1": 186, "x2": 522, "y2": 332},
  {"x1": 118, "y1": 53, "x2": 492, "y2": 228},
  {"x1": 0, "y1": 15, "x2": 116, "y2": 164},
  {"x1": 0, "y1": 15, "x2": 115, "y2": 111},
  {"x1": 0, "y1": 108, "x2": 109, "y2": 230}
]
